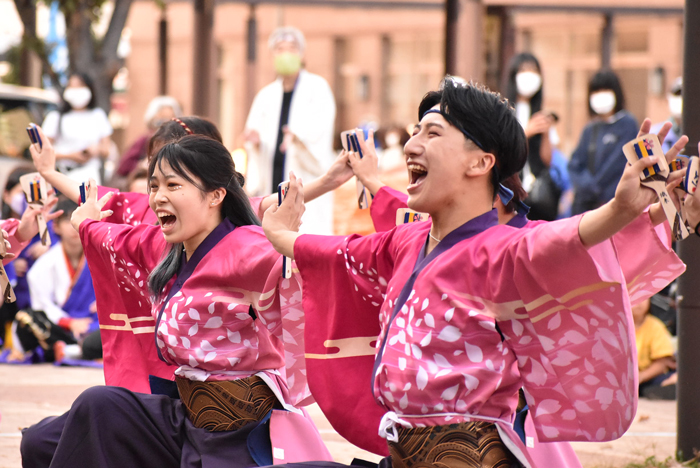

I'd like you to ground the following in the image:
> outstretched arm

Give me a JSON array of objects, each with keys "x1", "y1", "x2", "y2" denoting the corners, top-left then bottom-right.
[
  {"x1": 28, "y1": 124, "x2": 82, "y2": 203},
  {"x1": 256, "y1": 151, "x2": 353, "y2": 215},
  {"x1": 579, "y1": 153, "x2": 660, "y2": 247}
]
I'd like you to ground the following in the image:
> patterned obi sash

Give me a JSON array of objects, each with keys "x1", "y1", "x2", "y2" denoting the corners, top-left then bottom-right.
[
  {"x1": 387, "y1": 421, "x2": 521, "y2": 468},
  {"x1": 175, "y1": 375, "x2": 282, "y2": 431}
]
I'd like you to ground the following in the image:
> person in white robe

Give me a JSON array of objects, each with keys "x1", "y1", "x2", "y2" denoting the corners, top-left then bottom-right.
[{"x1": 243, "y1": 26, "x2": 336, "y2": 234}]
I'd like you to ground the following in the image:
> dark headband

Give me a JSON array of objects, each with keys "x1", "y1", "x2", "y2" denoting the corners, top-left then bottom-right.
[{"x1": 422, "y1": 108, "x2": 485, "y2": 151}]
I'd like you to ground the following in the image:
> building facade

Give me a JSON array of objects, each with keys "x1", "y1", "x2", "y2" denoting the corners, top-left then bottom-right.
[{"x1": 121, "y1": 0, "x2": 684, "y2": 157}]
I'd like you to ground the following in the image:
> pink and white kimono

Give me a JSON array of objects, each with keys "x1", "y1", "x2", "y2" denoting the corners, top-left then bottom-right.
[
  {"x1": 370, "y1": 186, "x2": 679, "y2": 303},
  {"x1": 90, "y1": 187, "x2": 265, "y2": 393},
  {"x1": 295, "y1": 209, "x2": 684, "y2": 467},
  {"x1": 307, "y1": 185, "x2": 681, "y2": 464}
]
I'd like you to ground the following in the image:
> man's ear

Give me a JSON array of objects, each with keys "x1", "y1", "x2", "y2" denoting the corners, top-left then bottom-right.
[{"x1": 466, "y1": 152, "x2": 496, "y2": 177}]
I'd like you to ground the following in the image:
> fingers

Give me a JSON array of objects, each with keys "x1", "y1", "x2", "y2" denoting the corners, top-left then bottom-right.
[
  {"x1": 629, "y1": 155, "x2": 661, "y2": 178},
  {"x1": 44, "y1": 209, "x2": 64, "y2": 222},
  {"x1": 283, "y1": 172, "x2": 299, "y2": 207},
  {"x1": 656, "y1": 121, "x2": 672, "y2": 146},
  {"x1": 97, "y1": 191, "x2": 115, "y2": 209},
  {"x1": 637, "y1": 118, "x2": 652, "y2": 138},
  {"x1": 43, "y1": 196, "x2": 59, "y2": 212},
  {"x1": 366, "y1": 128, "x2": 375, "y2": 148},
  {"x1": 88, "y1": 178, "x2": 98, "y2": 202},
  {"x1": 99, "y1": 210, "x2": 115, "y2": 220},
  {"x1": 667, "y1": 135, "x2": 689, "y2": 161}
]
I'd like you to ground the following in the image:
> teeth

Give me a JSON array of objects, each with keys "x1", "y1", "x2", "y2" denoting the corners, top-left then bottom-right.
[{"x1": 407, "y1": 164, "x2": 427, "y2": 174}]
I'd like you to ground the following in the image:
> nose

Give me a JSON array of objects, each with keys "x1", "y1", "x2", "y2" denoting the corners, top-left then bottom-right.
[
  {"x1": 151, "y1": 186, "x2": 167, "y2": 204},
  {"x1": 403, "y1": 133, "x2": 422, "y2": 160}
]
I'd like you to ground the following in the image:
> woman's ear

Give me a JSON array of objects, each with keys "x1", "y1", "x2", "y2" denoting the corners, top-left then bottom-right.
[
  {"x1": 466, "y1": 152, "x2": 496, "y2": 177},
  {"x1": 209, "y1": 188, "x2": 227, "y2": 207}
]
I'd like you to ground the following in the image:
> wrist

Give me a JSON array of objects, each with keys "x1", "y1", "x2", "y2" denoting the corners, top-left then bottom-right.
[
  {"x1": 363, "y1": 178, "x2": 384, "y2": 196},
  {"x1": 649, "y1": 203, "x2": 665, "y2": 226},
  {"x1": 608, "y1": 198, "x2": 639, "y2": 226}
]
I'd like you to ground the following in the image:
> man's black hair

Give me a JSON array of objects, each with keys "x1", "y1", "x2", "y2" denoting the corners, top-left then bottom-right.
[
  {"x1": 417, "y1": 78, "x2": 528, "y2": 194},
  {"x1": 588, "y1": 69, "x2": 626, "y2": 116},
  {"x1": 55, "y1": 196, "x2": 78, "y2": 223}
]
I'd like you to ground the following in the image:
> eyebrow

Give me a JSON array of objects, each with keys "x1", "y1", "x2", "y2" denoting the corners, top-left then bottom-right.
[
  {"x1": 414, "y1": 122, "x2": 445, "y2": 132},
  {"x1": 149, "y1": 173, "x2": 179, "y2": 182}
]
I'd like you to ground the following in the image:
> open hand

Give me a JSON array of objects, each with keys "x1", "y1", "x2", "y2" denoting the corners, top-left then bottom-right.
[
  {"x1": 70, "y1": 179, "x2": 114, "y2": 231},
  {"x1": 17, "y1": 195, "x2": 63, "y2": 243}
]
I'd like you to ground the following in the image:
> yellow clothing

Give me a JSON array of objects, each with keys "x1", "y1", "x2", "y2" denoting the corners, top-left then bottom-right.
[{"x1": 635, "y1": 314, "x2": 674, "y2": 372}]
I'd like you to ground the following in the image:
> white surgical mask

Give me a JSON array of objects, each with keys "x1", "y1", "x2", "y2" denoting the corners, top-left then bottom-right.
[
  {"x1": 668, "y1": 95, "x2": 683, "y2": 120},
  {"x1": 9, "y1": 192, "x2": 26, "y2": 216},
  {"x1": 589, "y1": 91, "x2": 616, "y2": 116},
  {"x1": 515, "y1": 72, "x2": 542, "y2": 99},
  {"x1": 63, "y1": 87, "x2": 92, "y2": 109}
]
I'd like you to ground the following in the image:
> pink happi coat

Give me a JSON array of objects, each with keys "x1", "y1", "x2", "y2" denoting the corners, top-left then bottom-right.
[
  {"x1": 0, "y1": 219, "x2": 30, "y2": 264},
  {"x1": 370, "y1": 186, "x2": 679, "y2": 303},
  {"x1": 296, "y1": 207, "x2": 684, "y2": 467},
  {"x1": 91, "y1": 186, "x2": 264, "y2": 393}
]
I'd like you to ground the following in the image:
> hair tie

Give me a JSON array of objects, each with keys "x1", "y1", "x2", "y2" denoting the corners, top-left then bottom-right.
[
  {"x1": 172, "y1": 117, "x2": 193, "y2": 135},
  {"x1": 497, "y1": 184, "x2": 514, "y2": 205}
]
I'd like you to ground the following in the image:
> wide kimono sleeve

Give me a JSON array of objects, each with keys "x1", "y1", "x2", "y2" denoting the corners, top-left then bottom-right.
[
  {"x1": 0, "y1": 219, "x2": 30, "y2": 265},
  {"x1": 484, "y1": 216, "x2": 680, "y2": 444},
  {"x1": 79, "y1": 218, "x2": 173, "y2": 392},
  {"x1": 292, "y1": 230, "x2": 399, "y2": 456},
  {"x1": 370, "y1": 186, "x2": 409, "y2": 233},
  {"x1": 97, "y1": 186, "x2": 154, "y2": 226},
  {"x1": 612, "y1": 212, "x2": 685, "y2": 305}
]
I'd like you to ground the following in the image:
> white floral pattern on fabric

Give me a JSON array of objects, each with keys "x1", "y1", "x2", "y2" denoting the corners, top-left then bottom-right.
[{"x1": 80, "y1": 219, "x2": 310, "y2": 407}]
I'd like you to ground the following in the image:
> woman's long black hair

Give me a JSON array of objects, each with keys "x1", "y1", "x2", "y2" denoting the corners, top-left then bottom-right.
[
  {"x1": 147, "y1": 134, "x2": 259, "y2": 298},
  {"x1": 505, "y1": 53, "x2": 547, "y2": 178}
]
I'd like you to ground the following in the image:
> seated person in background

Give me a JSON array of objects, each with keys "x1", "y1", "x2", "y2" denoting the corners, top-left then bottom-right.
[
  {"x1": 634, "y1": 297, "x2": 676, "y2": 400},
  {"x1": 16, "y1": 197, "x2": 100, "y2": 362}
]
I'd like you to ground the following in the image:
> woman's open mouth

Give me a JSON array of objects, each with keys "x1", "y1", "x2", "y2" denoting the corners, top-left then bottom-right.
[
  {"x1": 407, "y1": 163, "x2": 428, "y2": 191},
  {"x1": 157, "y1": 211, "x2": 177, "y2": 231}
]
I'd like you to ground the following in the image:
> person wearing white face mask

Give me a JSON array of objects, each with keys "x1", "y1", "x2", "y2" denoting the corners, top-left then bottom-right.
[
  {"x1": 505, "y1": 53, "x2": 564, "y2": 221},
  {"x1": 568, "y1": 69, "x2": 638, "y2": 215},
  {"x1": 242, "y1": 26, "x2": 336, "y2": 234},
  {"x1": 651, "y1": 77, "x2": 683, "y2": 154},
  {"x1": 41, "y1": 73, "x2": 113, "y2": 184}
]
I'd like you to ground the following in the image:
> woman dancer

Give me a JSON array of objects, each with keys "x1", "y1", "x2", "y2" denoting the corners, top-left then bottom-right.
[
  {"x1": 29, "y1": 118, "x2": 353, "y2": 392},
  {"x1": 263, "y1": 80, "x2": 684, "y2": 467},
  {"x1": 21, "y1": 135, "x2": 328, "y2": 468}
]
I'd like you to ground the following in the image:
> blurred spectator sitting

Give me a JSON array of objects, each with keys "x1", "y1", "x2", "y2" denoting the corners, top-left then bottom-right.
[
  {"x1": 651, "y1": 77, "x2": 683, "y2": 154},
  {"x1": 41, "y1": 73, "x2": 113, "y2": 184},
  {"x1": 634, "y1": 297, "x2": 677, "y2": 400},
  {"x1": 567, "y1": 69, "x2": 638, "y2": 215},
  {"x1": 116, "y1": 96, "x2": 183, "y2": 178},
  {"x1": 505, "y1": 53, "x2": 560, "y2": 221},
  {"x1": 15, "y1": 197, "x2": 100, "y2": 362}
]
